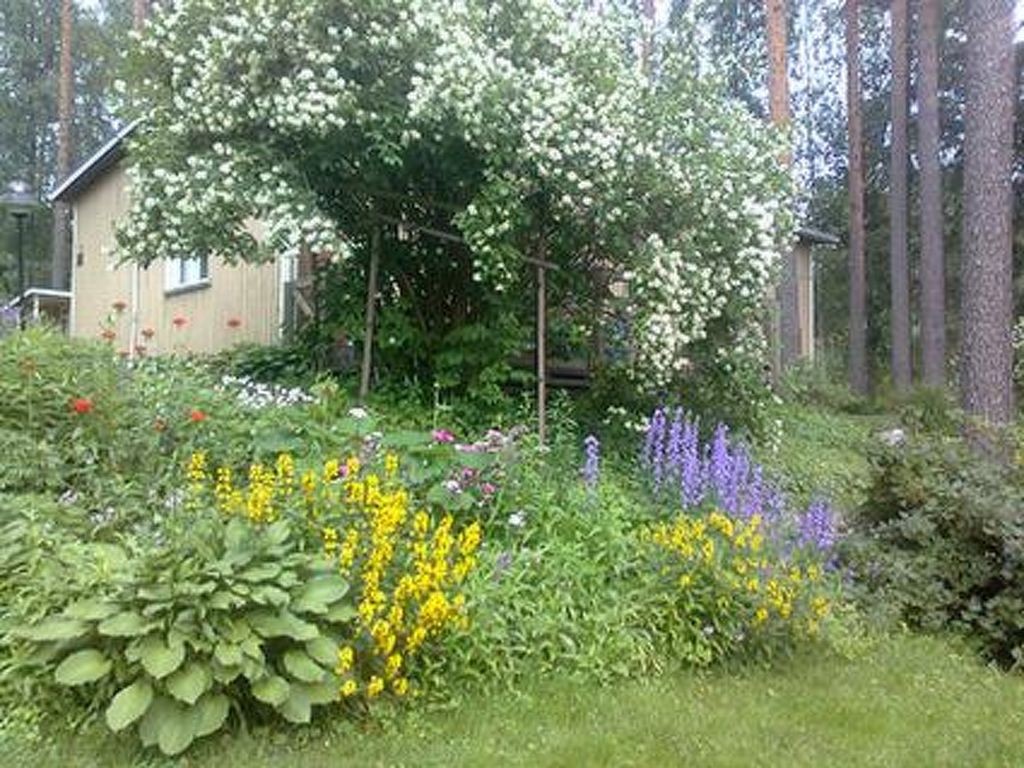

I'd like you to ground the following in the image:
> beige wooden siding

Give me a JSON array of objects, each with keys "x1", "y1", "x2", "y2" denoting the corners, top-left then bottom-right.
[{"x1": 70, "y1": 163, "x2": 281, "y2": 356}]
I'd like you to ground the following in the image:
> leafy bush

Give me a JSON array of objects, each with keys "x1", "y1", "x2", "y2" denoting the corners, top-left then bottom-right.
[
  {"x1": 846, "y1": 436, "x2": 1024, "y2": 667},
  {"x1": 642, "y1": 510, "x2": 833, "y2": 665}
]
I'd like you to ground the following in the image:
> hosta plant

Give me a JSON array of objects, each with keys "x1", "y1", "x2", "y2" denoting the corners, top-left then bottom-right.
[{"x1": 13, "y1": 512, "x2": 354, "y2": 756}]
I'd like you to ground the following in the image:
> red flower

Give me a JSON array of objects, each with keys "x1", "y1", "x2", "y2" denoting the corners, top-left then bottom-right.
[
  {"x1": 189, "y1": 409, "x2": 207, "y2": 423},
  {"x1": 111, "y1": 300, "x2": 127, "y2": 313},
  {"x1": 70, "y1": 397, "x2": 94, "y2": 415},
  {"x1": 141, "y1": 327, "x2": 155, "y2": 340},
  {"x1": 172, "y1": 316, "x2": 187, "y2": 328},
  {"x1": 100, "y1": 329, "x2": 116, "y2": 342},
  {"x1": 226, "y1": 317, "x2": 242, "y2": 329},
  {"x1": 134, "y1": 344, "x2": 147, "y2": 357}
]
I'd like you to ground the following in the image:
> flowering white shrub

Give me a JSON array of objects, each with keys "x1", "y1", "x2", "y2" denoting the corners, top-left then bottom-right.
[
  {"x1": 217, "y1": 374, "x2": 316, "y2": 409},
  {"x1": 117, "y1": 0, "x2": 793, "y2": 422}
]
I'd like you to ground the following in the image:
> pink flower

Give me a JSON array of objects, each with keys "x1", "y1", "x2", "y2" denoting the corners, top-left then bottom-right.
[
  {"x1": 482, "y1": 482, "x2": 497, "y2": 496},
  {"x1": 226, "y1": 317, "x2": 242, "y2": 329},
  {"x1": 111, "y1": 300, "x2": 127, "y2": 312},
  {"x1": 70, "y1": 397, "x2": 94, "y2": 415},
  {"x1": 172, "y1": 316, "x2": 187, "y2": 328},
  {"x1": 141, "y1": 327, "x2": 155, "y2": 340},
  {"x1": 189, "y1": 409, "x2": 207, "y2": 423},
  {"x1": 432, "y1": 429, "x2": 455, "y2": 444}
]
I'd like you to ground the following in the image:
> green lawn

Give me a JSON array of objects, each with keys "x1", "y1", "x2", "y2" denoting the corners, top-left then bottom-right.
[{"x1": 5, "y1": 634, "x2": 1023, "y2": 768}]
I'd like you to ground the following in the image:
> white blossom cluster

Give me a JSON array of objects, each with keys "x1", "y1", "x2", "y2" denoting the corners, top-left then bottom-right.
[
  {"x1": 118, "y1": 0, "x2": 793, "y2": 392},
  {"x1": 218, "y1": 374, "x2": 316, "y2": 409}
]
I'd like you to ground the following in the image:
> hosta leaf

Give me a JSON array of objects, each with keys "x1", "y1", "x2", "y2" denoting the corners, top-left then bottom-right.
[
  {"x1": 139, "y1": 635, "x2": 186, "y2": 679},
  {"x1": 283, "y1": 650, "x2": 325, "y2": 683},
  {"x1": 20, "y1": 617, "x2": 89, "y2": 642},
  {"x1": 324, "y1": 603, "x2": 357, "y2": 624},
  {"x1": 193, "y1": 692, "x2": 230, "y2": 738},
  {"x1": 157, "y1": 701, "x2": 197, "y2": 756},
  {"x1": 248, "y1": 610, "x2": 317, "y2": 641},
  {"x1": 98, "y1": 611, "x2": 150, "y2": 637},
  {"x1": 214, "y1": 642, "x2": 243, "y2": 667},
  {"x1": 251, "y1": 675, "x2": 290, "y2": 706},
  {"x1": 64, "y1": 599, "x2": 119, "y2": 622},
  {"x1": 211, "y1": 661, "x2": 241, "y2": 684},
  {"x1": 106, "y1": 678, "x2": 154, "y2": 732},
  {"x1": 166, "y1": 662, "x2": 212, "y2": 705},
  {"x1": 263, "y1": 522, "x2": 290, "y2": 547},
  {"x1": 252, "y1": 586, "x2": 290, "y2": 607},
  {"x1": 305, "y1": 636, "x2": 339, "y2": 667},
  {"x1": 293, "y1": 576, "x2": 350, "y2": 614},
  {"x1": 298, "y1": 680, "x2": 339, "y2": 706},
  {"x1": 277, "y1": 685, "x2": 311, "y2": 724},
  {"x1": 138, "y1": 695, "x2": 175, "y2": 748},
  {"x1": 55, "y1": 649, "x2": 112, "y2": 686},
  {"x1": 240, "y1": 564, "x2": 281, "y2": 583}
]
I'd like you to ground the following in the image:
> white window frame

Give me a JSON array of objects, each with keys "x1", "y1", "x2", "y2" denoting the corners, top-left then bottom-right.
[{"x1": 165, "y1": 255, "x2": 210, "y2": 292}]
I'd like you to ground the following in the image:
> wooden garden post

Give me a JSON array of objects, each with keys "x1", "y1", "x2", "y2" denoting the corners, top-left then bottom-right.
[
  {"x1": 536, "y1": 237, "x2": 548, "y2": 446},
  {"x1": 359, "y1": 225, "x2": 381, "y2": 401}
]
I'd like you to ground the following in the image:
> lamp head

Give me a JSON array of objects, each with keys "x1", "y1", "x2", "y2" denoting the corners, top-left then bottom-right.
[{"x1": 0, "y1": 180, "x2": 38, "y2": 219}]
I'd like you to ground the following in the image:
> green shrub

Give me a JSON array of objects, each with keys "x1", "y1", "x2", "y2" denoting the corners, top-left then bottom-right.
[
  {"x1": 846, "y1": 436, "x2": 1024, "y2": 667},
  {"x1": 8, "y1": 510, "x2": 353, "y2": 756}
]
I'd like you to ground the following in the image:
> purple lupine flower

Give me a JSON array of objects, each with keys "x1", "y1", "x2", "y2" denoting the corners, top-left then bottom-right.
[
  {"x1": 705, "y1": 423, "x2": 733, "y2": 504},
  {"x1": 721, "y1": 444, "x2": 750, "y2": 517},
  {"x1": 798, "y1": 499, "x2": 838, "y2": 554},
  {"x1": 666, "y1": 409, "x2": 685, "y2": 483},
  {"x1": 740, "y1": 465, "x2": 764, "y2": 520},
  {"x1": 583, "y1": 434, "x2": 600, "y2": 491},
  {"x1": 680, "y1": 415, "x2": 703, "y2": 508},
  {"x1": 644, "y1": 407, "x2": 668, "y2": 494}
]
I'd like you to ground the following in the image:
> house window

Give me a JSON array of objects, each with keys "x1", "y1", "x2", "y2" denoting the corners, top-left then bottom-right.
[{"x1": 165, "y1": 256, "x2": 209, "y2": 292}]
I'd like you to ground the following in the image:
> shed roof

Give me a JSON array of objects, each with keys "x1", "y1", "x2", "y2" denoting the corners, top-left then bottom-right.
[
  {"x1": 796, "y1": 226, "x2": 841, "y2": 247},
  {"x1": 49, "y1": 121, "x2": 139, "y2": 204}
]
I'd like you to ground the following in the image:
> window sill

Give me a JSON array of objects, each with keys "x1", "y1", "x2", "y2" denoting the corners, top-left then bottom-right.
[{"x1": 164, "y1": 279, "x2": 211, "y2": 298}]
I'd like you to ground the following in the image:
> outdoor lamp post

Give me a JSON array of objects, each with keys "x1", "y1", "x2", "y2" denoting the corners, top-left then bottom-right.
[{"x1": 0, "y1": 180, "x2": 39, "y2": 328}]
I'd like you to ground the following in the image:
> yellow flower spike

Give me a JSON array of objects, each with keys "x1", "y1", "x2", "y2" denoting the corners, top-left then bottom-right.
[
  {"x1": 323, "y1": 459, "x2": 340, "y2": 484},
  {"x1": 339, "y1": 679, "x2": 358, "y2": 698},
  {"x1": 392, "y1": 677, "x2": 410, "y2": 697},
  {"x1": 336, "y1": 646, "x2": 355, "y2": 674},
  {"x1": 345, "y1": 456, "x2": 361, "y2": 476},
  {"x1": 754, "y1": 606, "x2": 769, "y2": 625},
  {"x1": 385, "y1": 653, "x2": 403, "y2": 677},
  {"x1": 384, "y1": 452, "x2": 399, "y2": 478},
  {"x1": 366, "y1": 676, "x2": 384, "y2": 698}
]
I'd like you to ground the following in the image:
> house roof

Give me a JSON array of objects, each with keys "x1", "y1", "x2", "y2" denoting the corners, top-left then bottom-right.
[
  {"x1": 796, "y1": 226, "x2": 841, "y2": 247},
  {"x1": 49, "y1": 121, "x2": 139, "y2": 204}
]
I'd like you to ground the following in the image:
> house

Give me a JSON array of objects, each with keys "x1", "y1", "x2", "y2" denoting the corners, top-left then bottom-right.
[{"x1": 50, "y1": 123, "x2": 299, "y2": 357}]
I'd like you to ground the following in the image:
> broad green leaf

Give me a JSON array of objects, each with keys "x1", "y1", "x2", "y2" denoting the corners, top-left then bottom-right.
[
  {"x1": 157, "y1": 701, "x2": 196, "y2": 756},
  {"x1": 324, "y1": 603, "x2": 357, "y2": 623},
  {"x1": 277, "y1": 686, "x2": 311, "y2": 724},
  {"x1": 247, "y1": 610, "x2": 318, "y2": 641},
  {"x1": 139, "y1": 696, "x2": 176, "y2": 748},
  {"x1": 98, "y1": 611, "x2": 150, "y2": 637},
  {"x1": 214, "y1": 642, "x2": 243, "y2": 667},
  {"x1": 20, "y1": 617, "x2": 89, "y2": 642},
  {"x1": 55, "y1": 649, "x2": 112, "y2": 686},
  {"x1": 252, "y1": 585, "x2": 290, "y2": 607},
  {"x1": 297, "y1": 680, "x2": 339, "y2": 706},
  {"x1": 240, "y1": 563, "x2": 281, "y2": 583},
  {"x1": 193, "y1": 692, "x2": 230, "y2": 738},
  {"x1": 263, "y1": 522, "x2": 290, "y2": 547},
  {"x1": 305, "y1": 636, "x2": 340, "y2": 667},
  {"x1": 293, "y1": 575, "x2": 350, "y2": 613},
  {"x1": 65, "y1": 599, "x2": 119, "y2": 622},
  {"x1": 251, "y1": 675, "x2": 290, "y2": 706},
  {"x1": 283, "y1": 650, "x2": 325, "y2": 683},
  {"x1": 106, "y1": 678, "x2": 154, "y2": 732},
  {"x1": 211, "y1": 661, "x2": 241, "y2": 684},
  {"x1": 139, "y1": 635, "x2": 186, "y2": 679},
  {"x1": 166, "y1": 662, "x2": 212, "y2": 705}
]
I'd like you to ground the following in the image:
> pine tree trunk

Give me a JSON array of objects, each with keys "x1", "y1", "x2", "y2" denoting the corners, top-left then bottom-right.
[
  {"x1": 51, "y1": 0, "x2": 73, "y2": 292},
  {"x1": 846, "y1": 0, "x2": 869, "y2": 395},
  {"x1": 917, "y1": 0, "x2": 945, "y2": 389},
  {"x1": 889, "y1": 0, "x2": 912, "y2": 391},
  {"x1": 960, "y1": 0, "x2": 1016, "y2": 431},
  {"x1": 765, "y1": 0, "x2": 799, "y2": 370}
]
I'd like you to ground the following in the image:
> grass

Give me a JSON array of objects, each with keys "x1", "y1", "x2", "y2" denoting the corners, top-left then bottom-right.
[{"x1": 4, "y1": 634, "x2": 1023, "y2": 767}]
